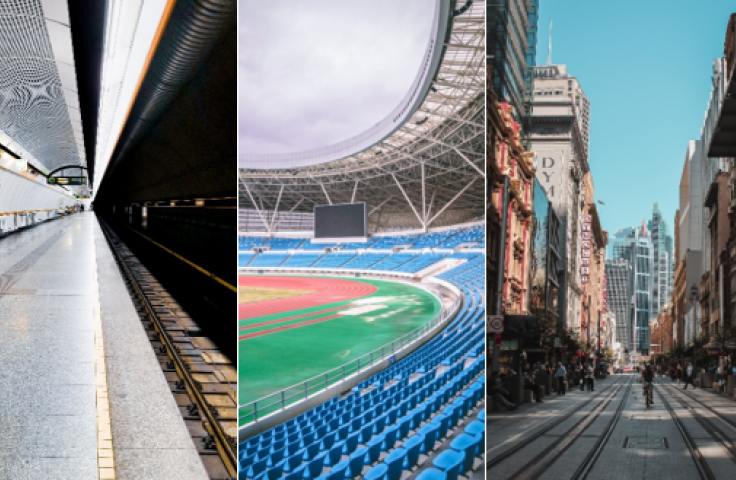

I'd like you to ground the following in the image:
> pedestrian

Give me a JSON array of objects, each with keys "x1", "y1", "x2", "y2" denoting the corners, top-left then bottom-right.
[
  {"x1": 683, "y1": 362, "x2": 696, "y2": 389},
  {"x1": 554, "y1": 362, "x2": 567, "y2": 395},
  {"x1": 491, "y1": 371, "x2": 517, "y2": 410},
  {"x1": 586, "y1": 363, "x2": 595, "y2": 391},
  {"x1": 523, "y1": 371, "x2": 544, "y2": 403},
  {"x1": 677, "y1": 364, "x2": 683, "y2": 385}
]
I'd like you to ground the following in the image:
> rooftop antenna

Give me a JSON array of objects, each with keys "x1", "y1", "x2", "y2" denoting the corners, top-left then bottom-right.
[{"x1": 547, "y1": 19, "x2": 552, "y2": 65}]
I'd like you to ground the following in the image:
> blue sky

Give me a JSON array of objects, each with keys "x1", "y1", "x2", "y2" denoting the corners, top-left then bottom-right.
[{"x1": 535, "y1": 1, "x2": 734, "y2": 236}]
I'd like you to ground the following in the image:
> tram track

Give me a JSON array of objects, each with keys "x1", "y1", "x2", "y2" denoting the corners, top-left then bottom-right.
[
  {"x1": 99, "y1": 218, "x2": 237, "y2": 479},
  {"x1": 486, "y1": 375, "x2": 630, "y2": 474},
  {"x1": 658, "y1": 383, "x2": 736, "y2": 468},
  {"x1": 570, "y1": 376, "x2": 634, "y2": 480},
  {"x1": 655, "y1": 383, "x2": 714, "y2": 480}
]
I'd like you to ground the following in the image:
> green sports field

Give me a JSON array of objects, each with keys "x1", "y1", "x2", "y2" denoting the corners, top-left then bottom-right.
[{"x1": 238, "y1": 275, "x2": 441, "y2": 424}]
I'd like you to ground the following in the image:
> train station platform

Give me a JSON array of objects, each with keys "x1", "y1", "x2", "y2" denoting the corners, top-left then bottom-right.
[{"x1": 0, "y1": 213, "x2": 207, "y2": 479}]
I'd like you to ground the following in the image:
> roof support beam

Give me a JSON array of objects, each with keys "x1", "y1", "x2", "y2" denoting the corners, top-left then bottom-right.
[
  {"x1": 351, "y1": 181, "x2": 359, "y2": 203},
  {"x1": 421, "y1": 162, "x2": 426, "y2": 226},
  {"x1": 392, "y1": 173, "x2": 424, "y2": 228},
  {"x1": 320, "y1": 183, "x2": 332, "y2": 204},
  {"x1": 427, "y1": 177, "x2": 476, "y2": 226},
  {"x1": 453, "y1": 146, "x2": 485, "y2": 178},
  {"x1": 241, "y1": 177, "x2": 270, "y2": 233},
  {"x1": 271, "y1": 198, "x2": 304, "y2": 231},
  {"x1": 270, "y1": 185, "x2": 284, "y2": 230},
  {"x1": 426, "y1": 188, "x2": 436, "y2": 221},
  {"x1": 369, "y1": 195, "x2": 393, "y2": 215}
]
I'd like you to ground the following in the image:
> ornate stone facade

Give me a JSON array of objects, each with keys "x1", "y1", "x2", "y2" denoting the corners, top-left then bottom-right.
[{"x1": 489, "y1": 92, "x2": 534, "y2": 315}]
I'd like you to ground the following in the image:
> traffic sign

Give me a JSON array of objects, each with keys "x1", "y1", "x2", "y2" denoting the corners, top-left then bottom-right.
[{"x1": 488, "y1": 315, "x2": 504, "y2": 333}]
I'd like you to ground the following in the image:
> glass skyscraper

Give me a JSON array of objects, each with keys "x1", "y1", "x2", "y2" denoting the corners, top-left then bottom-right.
[
  {"x1": 648, "y1": 203, "x2": 675, "y2": 320},
  {"x1": 488, "y1": 0, "x2": 539, "y2": 146},
  {"x1": 610, "y1": 225, "x2": 653, "y2": 354}
]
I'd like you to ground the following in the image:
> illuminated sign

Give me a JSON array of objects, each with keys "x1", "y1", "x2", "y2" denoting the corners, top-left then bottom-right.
[
  {"x1": 580, "y1": 214, "x2": 591, "y2": 283},
  {"x1": 47, "y1": 177, "x2": 87, "y2": 186}
]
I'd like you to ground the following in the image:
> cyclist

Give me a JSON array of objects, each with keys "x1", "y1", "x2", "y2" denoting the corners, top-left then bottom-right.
[{"x1": 640, "y1": 364, "x2": 654, "y2": 406}]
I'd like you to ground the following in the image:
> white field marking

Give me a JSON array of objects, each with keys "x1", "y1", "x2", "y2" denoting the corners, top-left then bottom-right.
[
  {"x1": 365, "y1": 306, "x2": 410, "y2": 322},
  {"x1": 338, "y1": 305, "x2": 387, "y2": 316},
  {"x1": 353, "y1": 295, "x2": 422, "y2": 306}
]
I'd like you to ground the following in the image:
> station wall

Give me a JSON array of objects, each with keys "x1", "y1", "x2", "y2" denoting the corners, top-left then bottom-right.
[{"x1": 0, "y1": 167, "x2": 77, "y2": 235}]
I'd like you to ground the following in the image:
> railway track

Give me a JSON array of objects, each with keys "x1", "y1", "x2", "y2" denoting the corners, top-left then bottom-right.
[
  {"x1": 486, "y1": 375, "x2": 630, "y2": 472},
  {"x1": 99, "y1": 219, "x2": 237, "y2": 479}
]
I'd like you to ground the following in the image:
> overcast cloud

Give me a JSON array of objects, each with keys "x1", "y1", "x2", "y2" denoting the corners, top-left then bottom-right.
[{"x1": 239, "y1": 1, "x2": 433, "y2": 155}]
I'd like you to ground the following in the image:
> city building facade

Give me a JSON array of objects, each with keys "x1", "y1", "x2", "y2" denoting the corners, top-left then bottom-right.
[
  {"x1": 610, "y1": 224, "x2": 653, "y2": 356},
  {"x1": 606, "y1": 258, "x2": 633, "y2": 356},
  {"x1": 487, "y1": 0, "x2": 539, "y2": 147},
  {"x1": 489, "y1": 95, "x2": 535, "y2": 315},
  {"x1": 650, "y1": 303, "x2": 674, "y2": 360},
  {"x1": 529, "y1": 178, "x2": 562, "y2": 319},
  {"x1": 648, "y1": 203, "x2": 674, "y2": 321},
  {"x1": 529, "y1": 64, "x2": 590, "y2": 336},
  {"x1": 700, "y1": 171, "x2": 730, "y2": 344},
  {"x1": 581, "y1": 172, "x2": 608, "y2": 354}
]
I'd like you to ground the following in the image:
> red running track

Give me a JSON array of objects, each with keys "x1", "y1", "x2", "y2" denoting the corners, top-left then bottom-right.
[{"x1": 239, "y1": 276, "x2": 377, "y2": 320}]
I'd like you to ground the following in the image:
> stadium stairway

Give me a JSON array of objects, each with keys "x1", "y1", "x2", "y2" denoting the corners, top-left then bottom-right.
[{"x1": 238, "y1": 255, "x2": 485, "y2": 480}]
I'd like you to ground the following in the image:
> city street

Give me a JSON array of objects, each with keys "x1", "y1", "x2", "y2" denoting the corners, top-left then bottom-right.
[{"x1": 486, "y1": 373, "x2": 736, "y2": 479}]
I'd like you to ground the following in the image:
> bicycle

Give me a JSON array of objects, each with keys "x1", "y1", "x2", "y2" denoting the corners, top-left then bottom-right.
[{"x1": 643, "y1": 380, "x2": 653, "y2": 408}]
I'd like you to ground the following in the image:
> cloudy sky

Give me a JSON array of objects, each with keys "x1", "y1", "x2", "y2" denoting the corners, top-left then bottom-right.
[{"x1": 239, "y1": 1, "x2": 433, "y2": 155}]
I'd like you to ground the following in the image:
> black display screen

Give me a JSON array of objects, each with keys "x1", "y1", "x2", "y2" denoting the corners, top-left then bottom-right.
[{"x1": 314, "y1": 203, "x2": 368, "y2": 239}]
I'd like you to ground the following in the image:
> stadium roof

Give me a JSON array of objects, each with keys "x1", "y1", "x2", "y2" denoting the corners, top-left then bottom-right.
[{"x1": 240, "y1": 0, "x2": 484, "y2": 232}]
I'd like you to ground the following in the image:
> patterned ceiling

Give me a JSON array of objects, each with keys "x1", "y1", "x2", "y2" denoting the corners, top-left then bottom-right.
[{"x1": 0, "y1": 0, "x2": 85, "y2": 172}]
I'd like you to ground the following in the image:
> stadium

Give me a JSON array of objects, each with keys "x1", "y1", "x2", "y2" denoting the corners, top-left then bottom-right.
[{"x1": 239, "y1": 1, "x2": 484, "y2": 479}]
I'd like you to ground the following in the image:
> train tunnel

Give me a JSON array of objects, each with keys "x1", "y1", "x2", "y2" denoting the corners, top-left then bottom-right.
[{"x1": 0, "y1": 1, "x2": 237, "y2": 478}]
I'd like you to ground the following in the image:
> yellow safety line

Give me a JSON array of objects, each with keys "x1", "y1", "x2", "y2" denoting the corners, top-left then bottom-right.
[
  {"x1": 123, "y1": 225, "x2": 237, "y2": 292},
  {"x1": 92, "y1": 224, "x2": 116, "y2": 479}
]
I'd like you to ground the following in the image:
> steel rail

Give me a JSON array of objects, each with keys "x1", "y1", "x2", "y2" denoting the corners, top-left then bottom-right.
[
  {"x1": 99, "y1": 220, "x2": 237, "y2": 477},
  {"x1": 660, "y1": 383, "x2": 736, "y2": 466},
  {"x1": 486, "y1": 375, "x2": 629, "y2": 470},
  {"x1": 514, "y1": 378, "x2": 632, "y2": 480},
  {"x1": 571, "y1": 377, "x2": 634, "y2": 479},
  {"x1": 655, "y1": 383, "x2": 713, "y2": 480}
]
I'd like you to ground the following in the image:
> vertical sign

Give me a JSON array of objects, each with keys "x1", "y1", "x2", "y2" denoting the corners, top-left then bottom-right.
[{"x1": 581, "y1": 214, "x2": 591, "y2": 283}]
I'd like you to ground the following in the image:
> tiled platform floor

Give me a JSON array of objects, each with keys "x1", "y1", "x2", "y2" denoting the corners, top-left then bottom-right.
[{"x1": 0, "y1": 213, "x2": 207, "y2": 479}]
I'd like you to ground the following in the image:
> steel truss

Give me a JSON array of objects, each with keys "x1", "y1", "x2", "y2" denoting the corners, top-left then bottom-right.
[{"x1": 240, "y1": 1, "x2": 485, "y2": 232}]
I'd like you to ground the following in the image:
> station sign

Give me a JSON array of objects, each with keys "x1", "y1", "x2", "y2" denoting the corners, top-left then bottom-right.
[
  {"x1": 48, "y1": 177, "x2": 87, "y2": 186},
  {"x1": 488, "y1": 315, "x2": 504, "y2": 333}
]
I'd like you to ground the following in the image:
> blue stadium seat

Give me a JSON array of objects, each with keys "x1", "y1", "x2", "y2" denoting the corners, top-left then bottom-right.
[
  {"x1": 402, "y1": 434, "x2": 424, "y2": 470},
  {"x1": 346, "y1": 447, "x2": 368, "y2": 478},
  {"x1": 464, "y1": 420, "x2": 484, "y2": 441},
  {"x1": 417, "y1": 423, "x2": 439, "y2": 454},
  {"x1": 415, "y1": 468, "x2": 446, "y2": 480},
  {"x1": 432, "y1": 450, "x2": 464, "y2": 480},
  {"x1": 383, "y1": 448, "x2": 406, "y2": 480},
  {"x1": 303, "y1": 452, "x2": 327, "y2": 479},
  {"x1": 363, "y1": 463, "x2": 387, "y2": 480},
  {"x1": 450, "y1": 433, "x2": 483, "y2": 474}
]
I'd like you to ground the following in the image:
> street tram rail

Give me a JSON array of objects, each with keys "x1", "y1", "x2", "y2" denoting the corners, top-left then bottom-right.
[
  {"x1": 659, "y1": 383, "x2": 736, "y2": 468},
  {"x1": 655, "y1": 383, "x2": 714, "y2": 480},
  {"x1": 486, "y1": 375, "x2": 630, "y2": 472}
]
